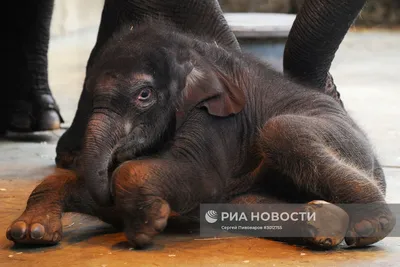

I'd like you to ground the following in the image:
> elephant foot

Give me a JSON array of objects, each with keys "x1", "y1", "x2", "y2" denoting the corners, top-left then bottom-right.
[
  {"x1": 344, "y1": 202, "x2": 395, "y2": 247},
  {"x1": 8, "y1": 94, "x2": 64, "y2": 133},
  {"x1": 122, "y1": 198, "x2": 170, "y2": 249},
  {"x1": 112, "y1": 161, "x2": 171, "y2": 249},
  {"x1": 303, "y1": 200, "x2": 349, "y2": 249},
  {"x1": 6, "y1": 207, "x2": 62, "y2": 245}
]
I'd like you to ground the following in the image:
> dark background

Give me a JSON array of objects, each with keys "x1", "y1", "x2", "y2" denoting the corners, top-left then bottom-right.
[{"x1": 219, "y1": 0, "x2": 400, "y2": 27}]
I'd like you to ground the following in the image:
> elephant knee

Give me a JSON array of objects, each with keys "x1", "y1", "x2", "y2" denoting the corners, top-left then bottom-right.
[
  {"x1": 111, "y1": 160, "x2": 164, "y2": 212},
  {"x1": 112, "y1": 160, "x2": 151, "y2": 187},
  {"x1": 111, "y1": 160, "x2": 160, "y2": 201}
]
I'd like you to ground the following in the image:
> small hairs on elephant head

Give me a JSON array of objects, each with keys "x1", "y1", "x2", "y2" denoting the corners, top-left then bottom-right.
[{"x1": 80, "y1": 23, "x2": 246, "y2": 206}]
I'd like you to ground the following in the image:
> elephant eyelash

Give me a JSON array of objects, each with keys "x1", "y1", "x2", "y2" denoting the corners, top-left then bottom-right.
[{"x1": 185, "y1": 67, "x2": 205, "y2": 90}]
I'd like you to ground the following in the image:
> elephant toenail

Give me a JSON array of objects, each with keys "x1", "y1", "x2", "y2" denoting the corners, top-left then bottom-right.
[
  {"x1": 159, "y1": 202, "x2": 171, "y2": 217},
  {"x1": 379, "y1": 217, "x2": 389, "y2": 229},
  {"x1": 10, "y1": 221, "x2": 27, "y2": 239},
  {"x1": 30, "y1": 223, "x2": 45, "y2": 240},
  {"x1": 153, "y1": 218, "x2": 168, "y2": 232},
  {"x1": 354, "y1": 221, "x2": 374, "y2": 236}
]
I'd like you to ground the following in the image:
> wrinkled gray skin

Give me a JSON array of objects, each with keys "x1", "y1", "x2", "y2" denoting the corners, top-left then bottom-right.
[
  {"x1": 6, "y1": 22, "x2": 394, "y2": 250},
  {"x1": 57, "y1": 0, "x2": 367, "y2": 206},
  {"x1": 3, "y1": 0, "x2": 63, "y2": 133},
  {"x1": 55, "y1": 0, "x2": 240, "y2": 174},
  {"x1": 5, "y1": 0, "x2": 368, "y2": 204}
]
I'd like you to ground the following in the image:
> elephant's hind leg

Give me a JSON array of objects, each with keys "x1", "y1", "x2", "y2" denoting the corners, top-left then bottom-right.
[
  {"x1": 228, "y1": 194, "x2": 349, "y2": 249},
  {"x1": 257, "y1": 114, "x2": 395, "y2": 247}
]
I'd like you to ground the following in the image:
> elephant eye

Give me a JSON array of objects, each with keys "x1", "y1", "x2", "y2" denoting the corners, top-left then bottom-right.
[{"x1": 137, "y1": 88, "x2": 152, "y2": 101}]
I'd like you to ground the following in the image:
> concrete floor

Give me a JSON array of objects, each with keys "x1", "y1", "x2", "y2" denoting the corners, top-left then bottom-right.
[{"x1": 1, "y1": 29, "x2": 400, "y2": 266}]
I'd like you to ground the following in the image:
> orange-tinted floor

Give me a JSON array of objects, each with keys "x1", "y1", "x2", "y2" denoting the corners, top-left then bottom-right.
[{"x1": 1, "y1": 29, "x2": 400, "y2": 266}]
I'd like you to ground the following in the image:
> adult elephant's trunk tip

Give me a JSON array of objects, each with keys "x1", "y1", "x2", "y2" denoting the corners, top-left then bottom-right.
[{"x1": 283, "y1": 0, "x2": 367, "y2": 91}]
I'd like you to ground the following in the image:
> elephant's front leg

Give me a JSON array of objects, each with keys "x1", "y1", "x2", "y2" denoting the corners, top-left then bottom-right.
[
  {"x1": 112, "y1": 159, "x2": 223, "y2": 248},
  {"x1": 6, "y1": 169, "x2": 121, "y2": 245}
]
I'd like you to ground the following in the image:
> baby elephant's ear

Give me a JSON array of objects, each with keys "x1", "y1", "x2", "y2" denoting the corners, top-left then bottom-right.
[{"x1": 184, "y1": 66, "x2": 246, "y2": 117}]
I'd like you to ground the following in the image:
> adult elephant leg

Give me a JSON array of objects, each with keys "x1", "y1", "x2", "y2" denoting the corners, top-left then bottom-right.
[
  {"x1": 283, "y1": 0, "x2": 367, "y2": 106},
  {"x1": 56, "y1": 0, "x2": 240, "y2": 169},
  {"x1": 3, "y1": 0, "x2": 63, "y2": 133},
  {"x1": 56, "y1": 0, "x2": 125, "y2": 168},
  {"x1": 56, "y1": 0, "x2": 121, "y2": 169}
]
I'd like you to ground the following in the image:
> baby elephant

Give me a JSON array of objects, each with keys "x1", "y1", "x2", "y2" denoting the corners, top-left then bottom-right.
[{"x1": 7, "y1": 21, "x2": 395, "y2": 249}]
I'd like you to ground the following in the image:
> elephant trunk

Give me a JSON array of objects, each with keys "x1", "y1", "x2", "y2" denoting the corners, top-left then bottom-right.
[
  {"x1": 283, "y1": 0, "x2": 366, "y2": 90},
  {"x1": 81, "y1": 110, "x2": 124, "y2": 206}
]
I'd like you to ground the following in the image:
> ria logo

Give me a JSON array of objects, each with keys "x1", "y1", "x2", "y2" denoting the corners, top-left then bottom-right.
[{"x1": 205, "y1": 210, "x2": 218, "y2": 223}]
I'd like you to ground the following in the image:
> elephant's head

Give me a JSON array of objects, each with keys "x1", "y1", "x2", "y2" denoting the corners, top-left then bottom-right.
[{"x1": 81, "y1": 26, "x2": 245, "y2": 206}]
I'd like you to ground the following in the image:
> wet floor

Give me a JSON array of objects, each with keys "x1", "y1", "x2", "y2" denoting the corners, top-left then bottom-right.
[{"x1": 1, "y1": 29, "x2": 400, "y2": 266}]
